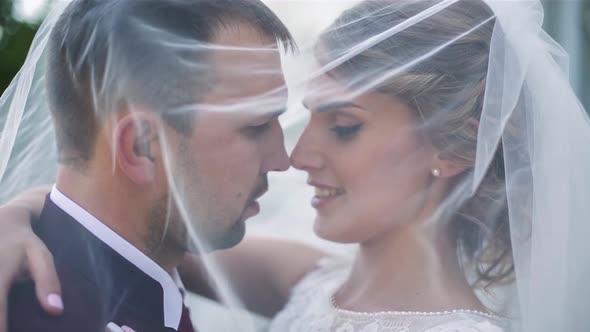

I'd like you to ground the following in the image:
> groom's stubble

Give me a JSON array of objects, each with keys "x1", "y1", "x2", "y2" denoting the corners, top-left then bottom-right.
[{"x1": 143, "y1": 132, "x2": 272, "y2": 261}]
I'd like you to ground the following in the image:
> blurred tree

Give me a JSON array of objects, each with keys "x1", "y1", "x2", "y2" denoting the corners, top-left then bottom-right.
[{"x1": 0, "y1": 0, "x2": 41, "y2": 94}]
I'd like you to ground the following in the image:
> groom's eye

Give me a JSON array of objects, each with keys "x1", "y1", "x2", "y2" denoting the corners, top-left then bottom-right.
[{"x1": 244, "y1": 121, "x2": 272, "y2": 138}]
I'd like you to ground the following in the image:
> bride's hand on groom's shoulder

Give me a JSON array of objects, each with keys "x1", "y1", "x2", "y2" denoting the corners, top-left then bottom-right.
[
  {"x1": 0, "y1": 185, "x2": 61, "y2": 332},
  {"x1": 106, "y1": 322, "x2": 136, "y2": 332}
]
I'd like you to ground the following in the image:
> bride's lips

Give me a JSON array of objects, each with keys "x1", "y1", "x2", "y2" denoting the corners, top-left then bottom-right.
[{"x1": 309, "y1": 182, "x2": 344, "y2": 209}]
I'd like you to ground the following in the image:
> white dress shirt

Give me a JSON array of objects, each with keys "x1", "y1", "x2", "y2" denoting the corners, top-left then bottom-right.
[{"x1": 50, "y1": 185, "x2": 184, "y2": 330}]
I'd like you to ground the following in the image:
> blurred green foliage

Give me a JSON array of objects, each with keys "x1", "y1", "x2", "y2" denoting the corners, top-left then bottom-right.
[{"x1": 0, "y1": 0, "x2": 41, "y2": 94}]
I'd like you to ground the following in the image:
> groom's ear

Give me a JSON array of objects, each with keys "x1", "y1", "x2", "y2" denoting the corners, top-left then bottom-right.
[{"x1": 114, "y1": 111, "x2": 160, "y2": 185}]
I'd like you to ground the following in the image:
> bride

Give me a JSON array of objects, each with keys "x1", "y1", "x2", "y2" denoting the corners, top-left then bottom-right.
[
  {"x1": 272, "y1": 0, "x2": 509, "y2": 330},
  {"x1": 0, "y1": 0, "x2": 588, "y2": 331}
]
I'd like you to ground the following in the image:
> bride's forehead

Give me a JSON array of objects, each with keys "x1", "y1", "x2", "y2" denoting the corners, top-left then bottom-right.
[
  {"x1": 305, "y1": 74, "x2": 345, "y2": 97},
  {"x1": 303, "y1": 74, "x2": 362, "y2": 107}
]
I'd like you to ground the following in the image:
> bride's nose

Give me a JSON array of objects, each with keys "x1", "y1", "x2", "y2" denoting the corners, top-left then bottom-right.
[{"x1": 290, "y1": 129, "x2": 324, "y2": 172}]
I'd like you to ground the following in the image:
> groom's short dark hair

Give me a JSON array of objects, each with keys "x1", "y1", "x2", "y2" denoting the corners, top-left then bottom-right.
[{"x1": 46, "y1": 0, "x2": 294, "y2": 165}]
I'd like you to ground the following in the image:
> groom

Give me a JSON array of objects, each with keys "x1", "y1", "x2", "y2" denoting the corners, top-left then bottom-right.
[{"x1": 7, "y1": 0, "x2": 294, "y2": 331}]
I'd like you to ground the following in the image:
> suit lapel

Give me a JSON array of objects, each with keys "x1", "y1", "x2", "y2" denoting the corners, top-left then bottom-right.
[{"x1": 35, "y1": 197, "x2": 174, "y2": 331}]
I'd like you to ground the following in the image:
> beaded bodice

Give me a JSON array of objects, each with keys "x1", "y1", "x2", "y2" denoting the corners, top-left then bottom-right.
[{"x1": 269, "y1": 257, "x2": 506, "y2": 332}]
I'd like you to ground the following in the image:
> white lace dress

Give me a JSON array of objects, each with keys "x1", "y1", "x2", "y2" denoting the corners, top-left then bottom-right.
[{"x1": 268, "y1": 258, "x2": 506, "y2": 332}]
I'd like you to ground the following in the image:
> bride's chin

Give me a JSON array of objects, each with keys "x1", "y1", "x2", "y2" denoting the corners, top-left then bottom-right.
[{"x1": 313, "y1": 217, "x2": 359, "y2": 244}]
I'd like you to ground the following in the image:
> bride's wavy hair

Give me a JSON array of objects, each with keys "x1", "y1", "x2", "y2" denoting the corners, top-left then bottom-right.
[{"x1": 317, "y1": 0, "x2": 513, "y2": 287}]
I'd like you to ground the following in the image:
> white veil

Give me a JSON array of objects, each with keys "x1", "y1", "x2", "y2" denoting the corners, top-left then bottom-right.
[
  {"x1": 473, "y1": 1, "x2": 590, "y2": 330},
  {"x1": 1, "y1": 0, "x2": 589, "y2": 331}
]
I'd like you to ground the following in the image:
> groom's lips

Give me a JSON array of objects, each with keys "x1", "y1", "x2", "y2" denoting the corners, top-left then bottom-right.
[
  {"x1": 245, "y1": 180, "x2": 268, "y2": 217},
  {"x1": 246, "y1": 201, "x2": 261, "y2": 215},
  {"x1": 251, "y1": 180, "x2": 269, "y2": 202}
]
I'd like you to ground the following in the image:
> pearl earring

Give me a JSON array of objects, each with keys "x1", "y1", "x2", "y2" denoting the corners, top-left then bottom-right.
[{"x1": 431, "y1": 168, "x2": 441, "y2": 177}]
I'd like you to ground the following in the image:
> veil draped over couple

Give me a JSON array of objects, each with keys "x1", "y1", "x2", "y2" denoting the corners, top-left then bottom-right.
[{"x1": 0, "y1": 0, "x2": 588, "y2": 331}]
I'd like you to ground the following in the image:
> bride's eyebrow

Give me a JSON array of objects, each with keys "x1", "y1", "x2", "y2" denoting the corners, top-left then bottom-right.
[{"x1": 301, "y1": 101, "x2": 366, "y2": 113}]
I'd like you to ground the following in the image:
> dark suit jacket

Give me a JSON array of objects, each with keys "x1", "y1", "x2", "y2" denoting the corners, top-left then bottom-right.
[{"x1": 8, "y1": 197, "x2": 178, "y2": 332}]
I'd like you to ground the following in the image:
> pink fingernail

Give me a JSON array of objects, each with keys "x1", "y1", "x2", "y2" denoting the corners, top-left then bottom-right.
[
  {"x1": 106, "y1": 323, "x2": 124, "y2": 332},
  {"x1": 121, "y1": 326, "x2": 136, "y2": 332},
  {"x1": 47, "y1": 293, "x2": 63, "y2": 310}
]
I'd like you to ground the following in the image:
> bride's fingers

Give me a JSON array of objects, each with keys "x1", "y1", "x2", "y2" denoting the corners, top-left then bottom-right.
[
  {"x1": 106, "y1": 322, "x2": 124, "y2": 332},
  {"x1": 106, "y1": 323, "x2": 136, "y2": 332},
  {"x1": 0, "y1": 232, "x2": 42, "y2": 332},
  {"x1": 26, "y1": 236, "x2": 63, "y2": 315}
]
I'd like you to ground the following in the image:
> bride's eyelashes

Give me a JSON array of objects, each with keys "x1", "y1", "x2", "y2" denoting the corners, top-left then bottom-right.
[{"x1": 331, "y1": 123, "x2": 363, "y2": 139}]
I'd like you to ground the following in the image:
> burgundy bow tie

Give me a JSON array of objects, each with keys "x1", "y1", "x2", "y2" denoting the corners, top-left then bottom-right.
[{"x1": 178, "y1": 303, "x2": 195, "y2": 332}]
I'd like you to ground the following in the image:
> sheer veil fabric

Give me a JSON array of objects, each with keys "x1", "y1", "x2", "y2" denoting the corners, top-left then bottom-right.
[{"x1": 1, "y1": 1, "x2": 589, "y2": 331}]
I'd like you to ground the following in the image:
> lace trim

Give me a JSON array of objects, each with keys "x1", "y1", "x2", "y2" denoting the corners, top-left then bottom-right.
[{"x1": 330, "y1": 296, "x2": 504, "y2": 320}]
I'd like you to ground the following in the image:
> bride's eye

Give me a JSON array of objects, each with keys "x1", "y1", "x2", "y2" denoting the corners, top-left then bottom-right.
[{"x1": 331, "y1": 124, "x2": 362, "y2": 139}]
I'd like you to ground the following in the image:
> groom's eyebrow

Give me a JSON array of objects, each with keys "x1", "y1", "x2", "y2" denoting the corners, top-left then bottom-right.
[
  {"x1": 256, "y1": 108, "x2": 287, "y2": 120},
  {"x1": 302, "y1": 101, "x2": 366, "y2": 112}
]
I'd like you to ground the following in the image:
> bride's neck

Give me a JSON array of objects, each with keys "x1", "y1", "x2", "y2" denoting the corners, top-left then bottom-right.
[{"x1": 335, "y1": 222, "x2": 485, "y2": 313}]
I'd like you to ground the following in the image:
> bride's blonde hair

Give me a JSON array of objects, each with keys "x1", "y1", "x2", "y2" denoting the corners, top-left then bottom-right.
[{"x1": 317, "y1": 0, "x2": 513, "y2": 287}]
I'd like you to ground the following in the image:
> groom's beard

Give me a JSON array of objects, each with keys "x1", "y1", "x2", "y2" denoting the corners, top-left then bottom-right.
[
  {"x1": 243, "y1": 176, "x2": 268, "y2": 217},
  {"x1": 145, "y1": 176, "x2": 269, "y2": 255},
  {"x1": 144, "y1": 195, "x2": 189, "y2": 265}
]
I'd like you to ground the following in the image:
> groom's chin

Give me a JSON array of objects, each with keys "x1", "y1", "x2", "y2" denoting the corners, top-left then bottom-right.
[
  {"x1": 214, "y1": 219, "x2": 246, "y2": 250},
  {"x1": 187, "y1": 219, "x2": 246, "y2": 253}
]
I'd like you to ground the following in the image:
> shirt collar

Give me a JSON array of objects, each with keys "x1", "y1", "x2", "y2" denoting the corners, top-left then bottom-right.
[{"x1": 50, "y1": 185, "x2": 184, "y2": 330}]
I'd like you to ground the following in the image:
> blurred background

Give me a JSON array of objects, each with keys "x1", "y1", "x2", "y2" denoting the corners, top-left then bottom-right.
[
  {"x1": 1, "y1": 0, "x2": 589, "y2": 108},
  {"x1": 0, "y1": 1, "x2": 587, "y2": 330}
]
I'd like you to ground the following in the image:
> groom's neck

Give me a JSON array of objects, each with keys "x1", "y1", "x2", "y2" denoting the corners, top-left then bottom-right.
[{"x1": 55, "y1": 166, "x2": 183, "y2": 274}]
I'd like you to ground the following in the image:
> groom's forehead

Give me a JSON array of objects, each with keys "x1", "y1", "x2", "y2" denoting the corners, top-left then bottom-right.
[
  {"x1": 208, "y1": 23, "x2": 285, "y2": 78},
  {"x1": 198, "y1": 25, "x2": 288, "y2": 116},
  {"x1": 132, "y1": 29, "x2": 289, "y2": 123}
]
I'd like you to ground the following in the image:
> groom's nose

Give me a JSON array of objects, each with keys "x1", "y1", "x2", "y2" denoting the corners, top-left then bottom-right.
[
  {"x1": 272, "y1": 146, "x2": 290, "y2": 172},
  {"x1": 262, "y1": 120, "x2": 290, "y2": 173}
]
